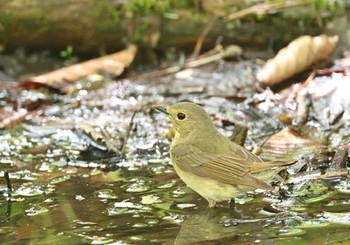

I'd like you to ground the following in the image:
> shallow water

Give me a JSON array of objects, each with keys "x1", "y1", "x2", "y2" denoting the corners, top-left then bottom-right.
[{"x1": 1, "y1": 61, "x2": 350, "y2": 244}]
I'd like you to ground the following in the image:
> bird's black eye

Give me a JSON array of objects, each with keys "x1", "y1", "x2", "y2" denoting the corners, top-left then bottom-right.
[{"x1": 177, "y1": 112, "x2": 186, "y2": 120}]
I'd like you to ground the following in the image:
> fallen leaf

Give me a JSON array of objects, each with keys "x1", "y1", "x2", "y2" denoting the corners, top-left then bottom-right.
[
  {"x1": 257, "y1": 35, "x2": 338, "y2": 87},
  {"x1": 260, "y1": 126, "x2": 326, "y2": 161},
  {"x1": 77, "y1": 121, "x2": 118, "y2": 152},
  {"x1": 23, "y1": 45, "x2": 137, "y2": 93}
]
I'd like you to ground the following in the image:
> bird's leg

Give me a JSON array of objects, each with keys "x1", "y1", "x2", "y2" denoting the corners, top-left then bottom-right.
[
  {"x1": 207, "y1": 198, "x2": 216, "y2": 208},
  {"x1": 229, "y1": 198, "x2": 235, "y2": 208}
]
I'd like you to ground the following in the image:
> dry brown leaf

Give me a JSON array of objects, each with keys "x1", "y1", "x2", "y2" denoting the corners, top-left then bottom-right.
[
  {"x1": 257, "y1": 35, "x2": 338, "y2": 87},
  {"x1": 77, "y1": 121, "x2": 118, "y2": 152},
  {"x1": 260, "y1": 126, "x2": 326, "y2": 161},
  {"x1": 24, "y1": 45, "x2": 137, "y2": 92}
]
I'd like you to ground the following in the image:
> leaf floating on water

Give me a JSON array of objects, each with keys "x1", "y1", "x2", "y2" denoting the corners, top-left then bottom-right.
[
  {"x1": 95, "y1": 189, "x2": 118, "y2": 200},
  {"x1": 235, "y1": 196, "x2": 254, "y2": 204},
  {"x1": 107, "y1": 207, "x2": 129, "y2": 216},
  {"x1": 64, "y1": 167, "x2": 78, "y2": 174},
  {"x1": 90, "y1": 237, "x2": 115, "y2": 245},
  {"x1": 176, "y1": 203, "x2": 197, "y2": 209},
  {"x1": 50, "y1": 175, "x2": 71, "y2": 185},
  {"x1": 44, "y1": 198, "x2": 54, "y2": 203},
  {"x1": 157, "y1": 180, "x2": 177, "y2": 189},
  {"x1": 257, "y1": 35, "x2": 338, "y2": 87},
  {"x1": 141, "y1": 194, "x2": 161, "y2": 205},
  {"x1": 12, "y1": 184, "x2": 45, "y2": 197},
  {"x1": 51, "y1": 158, "x2": 68, "y2": 167},
  {"x1": 75, "y1": 195, "x2": 85, "y2": 201},
  {"x1": 113, "y1": 201, "x2": 135, "y2": 208},
  {"x1": 1, "y1": 170, "x2": 39, "y2": 181},
  {"x1": 278, "y1": 228, "x2": 305, "y2": 237},
  {"x1": 125, "y1": 181, "x2": 151, "y2": 193},
  {"x1": 132, "y1": 223, "x2": 148, "y2": 228},
  {"x1": 25, "y1": 206, "x2": 49, "y2": 216},
  {"x1": 96, "y1": 169, "x2": 124, "y2": 183},
  {"x1": 146, "y1": 219, "x2": 160, "y2": 225},
  {"x1": 74, "y1": 220, "x2": 97, "y2": 226},
  {"x1": 90, "y1": 169, "x2": 102, "y2": 176}
]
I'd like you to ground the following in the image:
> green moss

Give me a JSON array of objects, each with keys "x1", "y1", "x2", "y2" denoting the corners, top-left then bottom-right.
[
  {"x1": 0, "y1": 10, "x2": 14, "y2": 39},
  {"x1": 297, "y1": 181, "x2": 329, "y2": 197},
  {"x1": 91, "y1": 0, "x2": 123, "y2": 34},
  {"x1": 131, "y1": 0, "x2": 157, "y2": 15},
  {"x1": 170, "y1": 0, "x2": 192, "y2": 9},
  {"x1": 131, "y1": 0, "x2": 172, "y2": 15},
  {"x1": 133, "y1": 23, "x2": 149, "y2": 43}
]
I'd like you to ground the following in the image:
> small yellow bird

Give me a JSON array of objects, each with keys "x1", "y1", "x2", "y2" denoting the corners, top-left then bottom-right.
[{"x1": 154, "y1": 102, "x2": 286, "y2": 208}]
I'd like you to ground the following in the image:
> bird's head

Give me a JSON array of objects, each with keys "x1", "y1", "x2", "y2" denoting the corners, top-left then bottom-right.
[{"x1": 154, "y1": 102, "x2": 214, "y2": 137}]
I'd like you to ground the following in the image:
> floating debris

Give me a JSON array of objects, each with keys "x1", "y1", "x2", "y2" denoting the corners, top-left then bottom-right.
[
  {"x1": 113, "y1": 201, "x2": 135, "y2": 208},
  {"x1": 176, "y1": 203, "x2": 197, "y2": 209},
  {"x1": 95, "y1": 189, "x2": 118, "y2": 200},
  {"x1": 141, "y1": 194, "x2": 161, "y2": 205},
  {"x1": 321, "y1": 211, "x2": 350, "y2": 225},
  {"x1": 287, "y1": 180, "x2": 334, "y2": 203},
  {"x1": 25, "y1": 206, "x2": 49, "y2": 216},
  {"x1": 277, "y1": 228, "x2": 306, "y2": 236},
  {"x1": 124, "y1": 178, "x2": 153, "y2": 193},
  {"x1": 12, "y1": 183, "x2": 45, "y2": 197},
  {"x1": 50, "y1": 175, "x2": 72, "y2": 184},
  {"x1": 75, "y1": 195, "x2": 85, "y2": 201}
]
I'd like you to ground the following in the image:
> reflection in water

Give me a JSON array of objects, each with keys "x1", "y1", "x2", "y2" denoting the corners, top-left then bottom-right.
[{"x1": 175, "y1": 208, "x2": 269, "y2": 244}]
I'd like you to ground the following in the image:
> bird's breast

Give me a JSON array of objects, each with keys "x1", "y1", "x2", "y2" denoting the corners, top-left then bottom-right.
[{"x1": 172, "y1": 161, "x2": 248, "y2": 202}]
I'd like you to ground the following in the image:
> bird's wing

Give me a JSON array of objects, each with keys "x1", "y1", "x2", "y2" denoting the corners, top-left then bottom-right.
[
  {"x1": 250, "y1": 160, "x2": 294, "y2": 173},
  {"x1": 171, "y1": 144, "x2": 272, "y2": 190}
]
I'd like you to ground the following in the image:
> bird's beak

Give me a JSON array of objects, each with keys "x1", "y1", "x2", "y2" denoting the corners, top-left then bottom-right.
[{"x1": 153, "y1": 105, "x2": 169, "y2": 115}]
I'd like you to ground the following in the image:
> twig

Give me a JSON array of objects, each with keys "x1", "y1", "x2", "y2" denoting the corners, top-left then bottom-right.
[
  {"x1": 294, "y1": 70, "x2": 316, "y2": 95},
  {"x1": 191, "y1": 17, "x2": 217, "y2": 59},
  {"x1": 137, "y1": 45, "x2": 241, "y2": 79},
  {"x1": 313, "y1": 171, "x2": 348, "y2": 179},
  {"x1": 317, "y1": 67, "x2": 349, "y2": 75},
  {"x1": 120, "y1": 110, "x2": 138, "y2": 158},
  {"x1": 331, "y1": 149, "x2": 348, "y2": 170},
  {"x1": 224, "y1": 0, "x2": 316, "y2": 22},
  {"x1": 4, "y1": 171, "x2": 12, "y2": 218},
  {"x1": 229, "y1": 124, "x2": 248, "y2": 146},
  {"x1": 4, "y1": 171, "x2": 12, "y2": 194},
  {"x1": 292, "y1": 92, "x2": 312, "y2": 126},
  {"x1": 285, "y1": 169, "x2": 348, "y2": 184}
]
